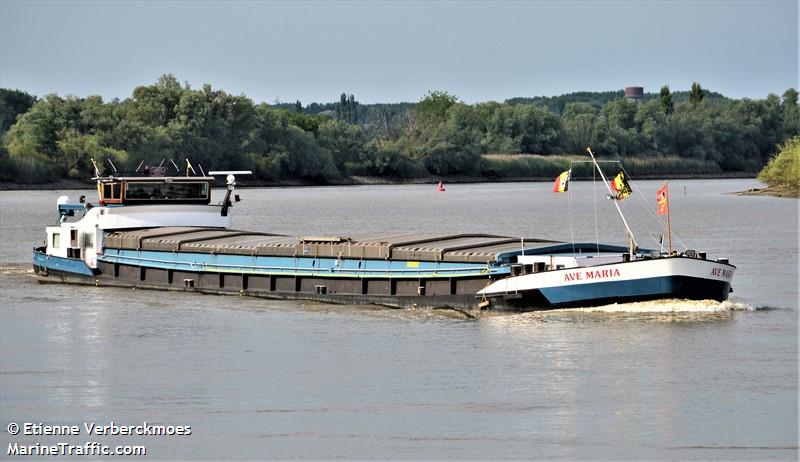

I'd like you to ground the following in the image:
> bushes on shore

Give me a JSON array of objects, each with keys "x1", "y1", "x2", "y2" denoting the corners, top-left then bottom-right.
[
  {"x1": 0, "y1": 76, "x2": 797, "y2": 185},
  {"x1": 758, "y1": 136, "x2": 799, "y2": 191},
  {"x1": 481, "y1": 154, "x2": 573, "y2": 178}
]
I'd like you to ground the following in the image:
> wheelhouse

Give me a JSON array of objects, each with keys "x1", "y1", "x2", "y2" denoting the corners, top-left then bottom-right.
[{"x1": 98, "y1": 177, "x2": 213, "y2": 205}]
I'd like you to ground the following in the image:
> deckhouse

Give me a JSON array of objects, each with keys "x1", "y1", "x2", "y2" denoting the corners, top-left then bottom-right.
[
  {"x1": 96, "y1": 176, "x2": 213, "y2": 206},
  {"x1": 43, "y1": 174, "x2": 232, "y2": 273}
]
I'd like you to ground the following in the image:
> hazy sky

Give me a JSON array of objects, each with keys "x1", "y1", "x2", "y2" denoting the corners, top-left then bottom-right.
[{"x1": 1, "y1": 0, "x2": 797, "y2": 104}]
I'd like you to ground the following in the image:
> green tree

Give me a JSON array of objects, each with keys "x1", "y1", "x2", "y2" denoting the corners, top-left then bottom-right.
[
  {"x1": 415, "y1": 91, "x2": 459, "y2": 128},
  {"x1": 690, "y1": 82, "x2": 705, "y2": 106},
  {"x1": 782, "y1": 88, "x2": 798, "y2": 107},
  {"x1": 4, "y1": 95, "x2": 79, "y2": 175},
  {"x1": 782, "y1": 88, "x2": 799, "y2": 138},
  {"x1": 335, "y1": 93, "x2": 359, "y2": 123},
  {"x1": 562, "y1": 103, "x2": 597, "y2": 153},
  {"x1": 411, "y1": 103, "x2": 481, "y2": 176},
  {"x1": 0, "y1": 88, "x2": 36, "y2": 134},
  {"x1": 603, "y1": 98, "x2": 637, "y2": 130},
  {"x1": 57, "y1": 130, "x2": 128, "y2": 177},
  {"x1": 633, "y1": 100, "x2": 667, "y2": 154},
  {"x1": 317, "y1": 119, "x2": 367, "y2": 175},
  {"x1": 659, "y1": 85, "x2": 674, "y2": 115},
  {"x1": 287, "y1": 112, "x2": 326, "y2": 135},
  {"x1": 130, "y1": 74, "x2": 185, "y2": 127},
  {"x1": 336, "y1": 93, "x2": 345, "y2": 120},
  {"x1": 513, "y1": 105, "x2": 563, "y2": 153},
  {"x1": 660, "y1": 104, "x2": 713, "y2": 160},
  {"x1": 353, "y1": 140, "x2": 426, "y2": 178},
  {"x1": 246, "y1": 104, "x2": 339, "y2": 182},
  {"x1": 758, "y1": 136, "x2": 799, "y2": 191}
]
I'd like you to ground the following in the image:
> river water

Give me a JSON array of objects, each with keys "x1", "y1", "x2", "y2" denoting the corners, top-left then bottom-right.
[{"x1": 0, "y1": 179, "x2": 797, "y2": 459}]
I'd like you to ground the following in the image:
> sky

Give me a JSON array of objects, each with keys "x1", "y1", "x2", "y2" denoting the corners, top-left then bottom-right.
[{"x1": 0, "y1": 0, "x2": 797, "y2": 105}]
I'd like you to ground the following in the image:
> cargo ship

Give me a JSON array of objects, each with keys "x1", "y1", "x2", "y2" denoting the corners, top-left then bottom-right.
[{"x1": 32, "y1": 152, "x2": 736, "y2": 313}]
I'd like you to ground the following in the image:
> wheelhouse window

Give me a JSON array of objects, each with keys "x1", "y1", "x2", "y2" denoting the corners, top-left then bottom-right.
[
  {"x1": 101, "y1": 182, "x2": 122, "y2": 202},
  {"x1": 52, "y1": 233, "x2": 60, "y2": 249},
  {"x1": 124, "y1": 181, "x2": 209, "y2": 202}
]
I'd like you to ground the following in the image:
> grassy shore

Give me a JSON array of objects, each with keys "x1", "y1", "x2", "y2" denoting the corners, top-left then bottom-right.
[
  {"x1": 481, "y1": 154, "x2": 726, "y2": 179},
  {"x1": 737, "y1": 185, "x2": 799, "y2": 198},
  {"x1": 0, "y1": 154, "x2": 758, "y2": 191}
]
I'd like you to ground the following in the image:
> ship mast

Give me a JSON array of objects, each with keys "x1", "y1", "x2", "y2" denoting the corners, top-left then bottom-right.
[
  {"x1": 209, "y1": 170, "x2": 252, "y2": 217},
  {"x1": 586, "y1": 147, "x2": 638, "y2": 256}
]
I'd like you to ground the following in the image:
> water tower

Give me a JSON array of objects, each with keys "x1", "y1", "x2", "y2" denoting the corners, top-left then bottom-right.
[{"x1": 624, "y1": 86, "x2": 644, "y2": 102}]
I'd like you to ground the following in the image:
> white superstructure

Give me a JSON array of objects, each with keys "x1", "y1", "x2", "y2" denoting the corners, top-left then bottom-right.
[{"x1": 43, "y1": 173, "x2": 244, "y2": 270}]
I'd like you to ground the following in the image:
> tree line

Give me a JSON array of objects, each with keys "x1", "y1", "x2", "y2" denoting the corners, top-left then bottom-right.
[{"x1": 0, "y1": 74, "x2": 797, "y2": 185}]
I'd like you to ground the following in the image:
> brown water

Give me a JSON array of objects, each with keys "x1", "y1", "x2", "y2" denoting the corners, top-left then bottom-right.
[{"x1": 0, "y1": 179, "x2": 797, "y2": 459}]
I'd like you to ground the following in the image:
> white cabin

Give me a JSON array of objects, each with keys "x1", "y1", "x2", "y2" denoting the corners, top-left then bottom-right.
[{"x1": 44, "y1": 176, "x2": 233, "y2": 269}]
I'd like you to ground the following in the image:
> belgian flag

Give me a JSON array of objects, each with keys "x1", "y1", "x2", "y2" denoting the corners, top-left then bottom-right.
[
  {"x1": 552, "y1": 169, "x2": 571, "y2": 193},
  {"x1": 610, "y1": 171, "x2": 632, "y2": 200}
]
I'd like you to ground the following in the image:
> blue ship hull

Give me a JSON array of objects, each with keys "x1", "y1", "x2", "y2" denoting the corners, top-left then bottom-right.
[
  {"x1": 33, "y1": 249, "x2": 97, "y2": 277},
  {"x1": 502, "y1": 276, "x2": 731, "y2": 309},
  {"x1": 33, "y1": 247, "x2": 734, "y2": 313}
]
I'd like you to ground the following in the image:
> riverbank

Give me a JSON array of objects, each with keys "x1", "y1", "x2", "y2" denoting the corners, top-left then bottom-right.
[
  {"x1": 736, "y1": 184, "x2": 799, "y2": 198},
  {"x1": 0, "y1": 172, "x2": 757, "y2": 191},
  {"x1": 0, "y1": 178, "x2": 95, "y2": 191}
]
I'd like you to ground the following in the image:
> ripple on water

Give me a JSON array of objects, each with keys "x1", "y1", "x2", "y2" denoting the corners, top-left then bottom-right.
[{"x1": 0, "y1": 264, "x2": 34, "y2": 275}]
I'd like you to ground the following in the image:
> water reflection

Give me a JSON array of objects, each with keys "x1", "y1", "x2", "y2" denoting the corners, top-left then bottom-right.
[
  {"x1": 44, "y1": 293, "x2": 110, "y2": 410},
  {"x1": 476, "y1": 297, "x2": 764, "y2": 452}
]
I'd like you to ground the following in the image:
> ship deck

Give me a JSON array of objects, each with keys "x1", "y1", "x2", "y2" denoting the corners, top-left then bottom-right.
[{"x1": 103, "y1": 227, "x2": 564, "y2": 264}]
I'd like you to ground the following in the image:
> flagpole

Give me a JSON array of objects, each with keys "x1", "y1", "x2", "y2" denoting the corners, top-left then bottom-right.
[
  {"x1": 586, "y1": 147, "x2": 638, "y2": 256},
  {"x1": 666, "y1": 182, "x2": 673, "y2": 254}
]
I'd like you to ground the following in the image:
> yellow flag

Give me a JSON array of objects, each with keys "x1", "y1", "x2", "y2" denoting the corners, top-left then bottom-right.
[{"x1": 610, "y1": 171, "x2": 632, "y2": 200}]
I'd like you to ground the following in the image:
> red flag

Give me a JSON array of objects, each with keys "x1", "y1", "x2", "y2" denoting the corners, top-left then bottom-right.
[{"x1": 657, "y1": 181, "x2": 669, "y2": 215}]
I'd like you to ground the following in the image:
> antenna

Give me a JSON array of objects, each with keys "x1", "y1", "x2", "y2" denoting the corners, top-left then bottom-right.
[
  {"x1": 209, "y1": 171, "x2": 252, "y2": 217},
  {"x1": 170, "y1": 159, "x2": 180, "y2": 174},
  {"x1": 135, "y1": 160, "x2": 145, "y2": 172},
  {"x1": 198, "y1": 164, "x2": 206, "y2": 177},
  {"x1": 107, "y1": 158, "x2": 118, "y2": 173}
]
